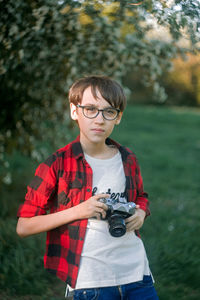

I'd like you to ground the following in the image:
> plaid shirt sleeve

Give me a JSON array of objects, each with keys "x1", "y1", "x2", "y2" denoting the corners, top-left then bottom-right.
[{"x1": 17, "y1": 154, "x2": 57, "y2": 217}]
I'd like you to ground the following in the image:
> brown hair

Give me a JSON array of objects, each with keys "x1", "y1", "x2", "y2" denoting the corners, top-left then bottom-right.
[{"x1": 68, "y1": 75, "x2": 126, "y2": 111}]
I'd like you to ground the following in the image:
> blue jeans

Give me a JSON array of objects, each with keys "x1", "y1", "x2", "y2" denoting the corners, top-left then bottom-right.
[{"x1": 73, "y1": 276, "x2": 159, "y2": 300}]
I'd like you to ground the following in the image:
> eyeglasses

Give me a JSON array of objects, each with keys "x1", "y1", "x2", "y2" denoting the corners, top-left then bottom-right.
[{"x1": 76, "y1": 105, "x2": 120, "y2": 121}]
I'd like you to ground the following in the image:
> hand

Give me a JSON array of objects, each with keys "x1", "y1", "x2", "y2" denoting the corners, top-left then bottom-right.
[
  {"x1": 74, "y1": 194, "x2": 109, "y2": 220},
  {"x1": 125, "y1": 205, "x2": 146, "y2": 231}
]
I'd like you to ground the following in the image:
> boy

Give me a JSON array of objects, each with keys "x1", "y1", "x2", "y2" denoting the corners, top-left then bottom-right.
[{"x1": 16, "y1": 75, "x2": 159, "y2": 299}]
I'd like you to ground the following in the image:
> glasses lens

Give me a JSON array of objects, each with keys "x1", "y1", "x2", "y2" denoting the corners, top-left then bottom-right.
[
  {"x1": 103, "y1": 108, "x2": 118, "y2": 120},
  {"x1": 81, "y1": 106, "x2": 119, "y2": 120},
  {"x1": 83, "y1": 106, "x2": 98, "y2": 118}
]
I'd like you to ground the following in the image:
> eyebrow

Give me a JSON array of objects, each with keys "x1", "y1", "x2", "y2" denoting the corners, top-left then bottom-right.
[{"x1": 83, "y1": 103, "x2": 113, "y2": 109}]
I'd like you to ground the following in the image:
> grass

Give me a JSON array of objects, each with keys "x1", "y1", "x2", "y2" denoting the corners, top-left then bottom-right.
[
  {"x1": 111, "y1": 105, "x2": 200, "y2": 299},
  {"x1": 0, "y1": 104, "x2": 200, "y2": 299}
]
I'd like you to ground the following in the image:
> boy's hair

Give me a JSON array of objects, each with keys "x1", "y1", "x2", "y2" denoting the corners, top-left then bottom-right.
[{"x1": 68, "y1": 75, "x2": 126, "y2": 112}]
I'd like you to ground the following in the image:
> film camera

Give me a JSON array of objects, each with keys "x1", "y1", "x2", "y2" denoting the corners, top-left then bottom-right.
[{"x1": 99, "y1": 198, "x2": 136, "y2": 237}]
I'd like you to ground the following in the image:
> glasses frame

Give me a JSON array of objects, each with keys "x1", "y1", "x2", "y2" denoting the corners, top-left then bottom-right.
[{"x1": 76, "y1": 104, "x2": 120, "y2": 121}]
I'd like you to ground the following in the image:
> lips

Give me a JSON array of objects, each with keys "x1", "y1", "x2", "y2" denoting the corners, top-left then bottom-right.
[{"x1": 91, "y1": 128, "x2": 105, "y2": 133}]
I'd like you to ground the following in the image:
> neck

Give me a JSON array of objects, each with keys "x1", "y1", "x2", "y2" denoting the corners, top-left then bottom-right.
[{"x1": 80, "y1": 137, "x2": 116, "y2": 159}]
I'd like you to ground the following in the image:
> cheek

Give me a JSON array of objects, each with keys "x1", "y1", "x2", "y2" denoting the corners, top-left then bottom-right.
[
  {"x1": 77, "y1": 118, "x2": 90, "y2": 130},
  {"x1": 107, "y1": 123, "x2": 115, "y2": 134}
]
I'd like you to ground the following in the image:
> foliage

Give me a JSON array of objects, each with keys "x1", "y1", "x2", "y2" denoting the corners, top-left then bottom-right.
[
  {"x1": 1, "y1": 0, "x2": 200, "y2": 183},
  {"x1": 164, "y1": 54, "x2": 200, "y2": 106},
  {"x1": 1, "y1": 105, "x2": 200, "y2": 299},
  {"x1": 123, "y1": 53, "x2": 200, "y2": 106}
]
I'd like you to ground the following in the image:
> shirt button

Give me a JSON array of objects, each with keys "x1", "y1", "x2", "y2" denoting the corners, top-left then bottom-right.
[
  {"x1": 86, "y1": 188, "x2": 91, "y2": 192},
  {"x1": 80, "y1": 237, "x2": 83, "y2": 241}
]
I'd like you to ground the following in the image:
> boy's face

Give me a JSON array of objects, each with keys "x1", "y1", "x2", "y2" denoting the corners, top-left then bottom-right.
[{"x1": 70, "y1": 86, "x2": 123, "y2": 146}]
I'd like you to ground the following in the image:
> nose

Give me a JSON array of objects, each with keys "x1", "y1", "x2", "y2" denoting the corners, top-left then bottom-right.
[{"x1": 95, "y1": 111, "x2": 105, "y2": 123}]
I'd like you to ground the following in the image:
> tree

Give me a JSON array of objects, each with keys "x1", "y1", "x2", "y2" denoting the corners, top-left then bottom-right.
[{"x1": 0, "y1": 0, "x2": 200, "y2": 184}]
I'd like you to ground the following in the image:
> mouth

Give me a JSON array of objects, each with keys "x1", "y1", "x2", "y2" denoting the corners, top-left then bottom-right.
[{"x1": 91, "y1": 128, "x2": 105, "y2": 133}]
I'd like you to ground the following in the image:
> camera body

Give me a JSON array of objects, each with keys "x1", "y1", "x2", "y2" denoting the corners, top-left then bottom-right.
[{"x1": 99, "y1": 198, "x2": 136, "y2": 237}]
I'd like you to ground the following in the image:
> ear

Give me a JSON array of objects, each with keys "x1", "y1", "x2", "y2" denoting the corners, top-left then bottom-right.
[
  {"x1": 115, "y1": 112, "x2": 123, "y2": 125},
  {"x1": 70, "y1": 103, "x2": 78, "y2": 121}
]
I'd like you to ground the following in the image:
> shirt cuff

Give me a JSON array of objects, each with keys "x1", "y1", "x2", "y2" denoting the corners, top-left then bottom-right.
[{"x1": 17, "y1": 201, "x2": 46, "y2": 217}]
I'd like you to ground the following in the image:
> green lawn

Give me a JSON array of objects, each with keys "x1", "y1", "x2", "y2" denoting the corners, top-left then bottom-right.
[
  {"x1": 1, "y1": 105, "x2": 200, "y2": 299},
  {"x1": 112, "y1": 105, "x2": 200, "y2": 300}
]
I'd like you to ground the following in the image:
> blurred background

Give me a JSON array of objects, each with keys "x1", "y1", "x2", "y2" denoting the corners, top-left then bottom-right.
[{"x1": 0, "y1": 0, "x2": 200, "y2": 299}]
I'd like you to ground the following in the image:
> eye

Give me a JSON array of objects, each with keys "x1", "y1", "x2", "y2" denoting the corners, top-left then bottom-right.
[
  {"x1": 105, "y1": 108, "x2": 116, "y2": 115},
  {"x1": 85, "y1": 106, "x2": 97, "y2": 112}
]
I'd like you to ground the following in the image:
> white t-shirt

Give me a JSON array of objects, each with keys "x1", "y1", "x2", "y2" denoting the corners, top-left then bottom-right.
[{"x1": 75, "y1": 151, "x2": 151, "y2": 289}]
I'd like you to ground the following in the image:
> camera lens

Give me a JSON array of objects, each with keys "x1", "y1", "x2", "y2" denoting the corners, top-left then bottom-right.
[{"x1": 108, "y1": 214, "x2": 126, "y2": 237}]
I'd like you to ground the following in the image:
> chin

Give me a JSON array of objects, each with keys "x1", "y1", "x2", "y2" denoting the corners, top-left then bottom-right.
[{"x1": 90, "y1": 135, "x2": 106, "y2": 143}]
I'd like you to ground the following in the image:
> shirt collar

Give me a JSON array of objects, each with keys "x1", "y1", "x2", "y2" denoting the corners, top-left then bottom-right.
[
  {"x1": 71, "y1": 136, "x2": 84, "y2": 160},
  {"x1": 71, "y1": 135, "x2": 130, "y2": 162}
]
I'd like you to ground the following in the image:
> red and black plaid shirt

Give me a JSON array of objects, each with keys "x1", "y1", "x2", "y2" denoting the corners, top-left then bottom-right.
[{"x1": 17, "y1": 135, "x2": 150, "y2": 288}]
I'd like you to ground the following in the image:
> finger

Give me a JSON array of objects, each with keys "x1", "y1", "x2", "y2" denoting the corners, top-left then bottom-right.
[
  {"x1": 94, "y1": 193, "x2": 110, "y2": 200},
  {"x1": 126, "y1": 226, "x2": 133, "y2": 232},
  {"x1": 126, "y1": 218, "x2": 140, "y2": 229},
  {"x1": 98, "y1": 208, "x2": 107, "y2": 219},
  {"x1": 95, "y1": 206, "x2": 107, "y2": 218},
  {"x1": 94, "y1": 195, "x2": 109, "y2": 210},
  {"x1": 127, "y1": 220, "x2": 143, "y2": 231},
  {"x1": 126, "y1": 224, "x2": 137, "y2": 232},
  {"x1": 94, "y1": 212, "x2": 102, "y2": 220},
  {"x1": 126, "y1": 221, "x2": 137, "y2": 230},
  {"x1": 96, "y1": 202, "x2": 108, "y2": 211},
  {"x1": 126, "y1": 223, "x2": 135, "y2": 231},
  {"x1": 125, "y1": 215, "x2": 136, "y2": 223}
]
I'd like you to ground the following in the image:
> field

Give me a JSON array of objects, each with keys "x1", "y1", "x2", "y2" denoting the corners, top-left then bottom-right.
[{"x1": 0, "y1": 105, "x2": 200, "y2": 299}]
